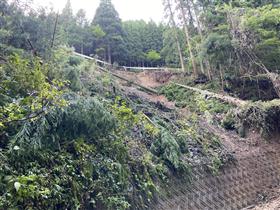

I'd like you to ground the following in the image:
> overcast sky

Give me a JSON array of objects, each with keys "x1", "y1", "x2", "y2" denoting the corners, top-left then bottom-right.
[{"x1": 32, "y1": 0, "x2": 164, "y2": 23}]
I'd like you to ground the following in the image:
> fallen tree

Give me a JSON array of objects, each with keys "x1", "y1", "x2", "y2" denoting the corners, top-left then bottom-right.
[
  {"x1": 171, "y1": 82, "x2": 280, "y2": 138},
  {"x1": 254, "y1": 61, "x2": 280, "y2": 98},
  {"x1": 174, "y1": 83, "x2": 248, "y2": 107}
]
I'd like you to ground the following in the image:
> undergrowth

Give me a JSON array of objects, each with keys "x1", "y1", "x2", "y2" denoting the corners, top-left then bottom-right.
[
  {"x1": 0, "y1": 51, "x2": 227, "y2": 210},
  {"x1": 160, "y1": 83, "x2": 232, "y2": 116}
]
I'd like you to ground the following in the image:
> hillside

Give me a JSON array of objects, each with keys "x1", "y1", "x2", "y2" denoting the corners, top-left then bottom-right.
[{"x1": 1, "y1": 0, "x2": 280, "y2": 209}]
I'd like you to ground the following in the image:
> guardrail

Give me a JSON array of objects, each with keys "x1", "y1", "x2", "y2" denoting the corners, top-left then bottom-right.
[{"x1": 73, "y1": 52, "x2": 182, "y2": 72}]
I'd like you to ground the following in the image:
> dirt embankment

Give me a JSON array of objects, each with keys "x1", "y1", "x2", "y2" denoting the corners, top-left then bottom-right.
[
  {"x1": 113, "y1": 69, "x2": 280, "y2": 210},
  {"x1": 244, "y1": 188, "x2": 280, "y2": 210},
  {"x1": 115, "y1": 70, "x2": 181, "y2": 88},
  {"x1": 115, "y1": 70, "x2": 180, "y2": 110}
]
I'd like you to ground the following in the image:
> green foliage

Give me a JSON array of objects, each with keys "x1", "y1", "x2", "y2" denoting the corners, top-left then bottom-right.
[
  {"x1": 201, "y1": 32, "x2": 233, "y2": 67},
  {"x1": 11, "y1": 96, "x2": 116, "y2": 150},
  {"x1": 112, "y1": 97, "x2": 141, "y2": 130},
  {"x1": 226, "y1": 76, "x2": 278, "y2": 101},
  {"x1": 62, "y1": 97, "x2": 116, "y2": 140},
  {"x1": 92, "y1": 0, "x2": 126, "y2": 63},
  {"x1": 68, "y1": 55, "x2": 83, "y2": 66},
  {"x1": 0, "y1": 141, "x2": 132, "y2": 209},
  {"x1": 160, "y1": 83, "x2": 232, "y2": 114},
  {"x1": 242, "y1": 5, "x2": 280, "y2": 70},
  {"x1": 208, "y1": 154, "x2": 223, "y2": 175},
  {"x1": 222, "y1": 111, "x2": 236, "y2": 130},
  {"x1": 196, "y1": 94, "x2": 232, "y2": 114},
  {"x1": 161, "y1": 27, "x2": 185, "y2": 68},
  {"x1": 0, "y1": 54, "x2": 66, "y2": 127},
  {"x1": 175, "y1": 117, "x2": 224, "y2": 173},
  {"x1": 160, "y1": 83, "x2": 194, "y2": 108},
  {"x1": 111, "y1": 96, "x2": 188, "y2": 172},
  {"x1": 1, "y1": 92, "x2": 181, "y2": 209},
  {"x1": 3, "y1": 0, "x2": 280, "y2": 209},
  {"x1": 151, "y1": 129, "x2": 181, "y2": 169},
  {"x1": 47, "y1": 47, "x2": 92, "y2": 91},
  {"x1": 92, "y1": 24, "x2": 106, "y2": 38},
  {"x1": 122, "y1": 20, "x2": 166, "y2": 66},
  {"x1": 146, "y1": 50, "x2": 161, "y2": 65},
  {"x1": 2, "y1": 174, "x2": 51, "y2": 207},
  {"x1": 112, "y1": 96, "x2": 160, "y2": 137}
]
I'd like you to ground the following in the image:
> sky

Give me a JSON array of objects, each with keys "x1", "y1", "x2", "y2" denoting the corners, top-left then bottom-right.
[{"x1": 32, "y1": 0, "x2": 164, "y2": 23}]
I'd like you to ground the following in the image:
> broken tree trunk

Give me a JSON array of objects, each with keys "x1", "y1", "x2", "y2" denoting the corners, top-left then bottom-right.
[
  {"x1": 253, "y1": 62, "x2": 280, "y2": 98},
  {"x1": 174, "y1": 83, "x2": 248, "y2": 106},
  {"x1": 268, "y1": 73, "x2": 280, "y2": 97}
]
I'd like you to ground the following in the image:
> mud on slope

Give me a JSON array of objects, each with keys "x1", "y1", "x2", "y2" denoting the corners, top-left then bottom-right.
[
  {"x1": 112, "y1": 69, "x2": 280, "y2": 210},
  {"x1": 115, "y1": 70, "x2": 181, "y2": 88}
]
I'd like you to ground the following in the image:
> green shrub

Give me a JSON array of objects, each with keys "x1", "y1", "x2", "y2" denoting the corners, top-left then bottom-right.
[
  {"x1": 160, "y1": 83, "x2": 232, "y2": 114},
  {"x1": 58, "y1": 97, "x2": 116, "y2": 141},
  {"x1": 151, "y1": 128, "x2": 181, "y2": 169},
  {"x1": 3, "y1": 95, "x2": 174, "y2": 210},
  {"x1": 0, "y1": 54, "x2": 67, "y2": 128},
  {"x1": 65, "y1": 66, "x2": 82, "y2": 91},
  {"x1": 68, "y1": 55, "x2": 83, "y2": 66},
  {"x1": 0, "y1": 143, "x2": 131, "y2": 210},
  {"x1": 222, "y1": 111, "x2": 236, "y2": 130},
  {"x1": 160, "y1": 83, "x2": 196, "y2": 109},
  {"x1": 12, "y1": 96, "x2": 116, "y2": 150}
]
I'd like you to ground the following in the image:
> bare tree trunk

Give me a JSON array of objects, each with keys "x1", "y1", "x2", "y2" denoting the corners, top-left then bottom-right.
[
  {"x1": 177, "y1": 0, "x2": 198, "y2": 77},
  {"x1": 107, "y1": 45, "x2": 112, "y2": 64},
  {"x1": 206, "y1": 63, "x2": 212, "y2": 80},
  {"x1": 189, "y1": 0, "x2": 212, "y2": 79},
  {"x1": 219, "y1": 64, "x2": 224, "y2": 91},
  {"x1": 81, "y1": 43, "x2": 84, "y2": 54},
  {"x1": 51, "y1": 12, "x2": 59, "y2": 48},
  {"x1": 186, "y1": 0, "x2": 194, "y2": 27},
  {"x1": 165, "y1": 0, "x2": 186, "y2": 72},
  {"x1": 196, "y1": 42, "x2": 205, "y2": 74},
  {"x1": 189, "y1": 0, "x2": 202, "y2": 35},
  {"x1": 175, "y1": 34, "x2": 186, "y2": 72},
  {"x1": 175, "y1": 83, "x2": 247, "y2": 106}
]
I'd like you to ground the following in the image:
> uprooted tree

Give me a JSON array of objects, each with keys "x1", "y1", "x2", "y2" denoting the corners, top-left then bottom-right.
[{"x1": 226, "y1": 5, "x2": 280, "y2": 98}]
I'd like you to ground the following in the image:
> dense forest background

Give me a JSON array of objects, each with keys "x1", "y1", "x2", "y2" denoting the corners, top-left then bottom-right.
[
  {"x1": 1, "y1": 0, "x2": 280, "y2": 74},
  {"x1": 0, "y1": 0, "x2": 280, "y2": 209}
]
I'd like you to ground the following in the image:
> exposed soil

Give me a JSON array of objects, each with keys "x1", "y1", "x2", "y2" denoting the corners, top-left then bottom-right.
[
  {"x1": 115, "y1": 70, "x2": 177, "y2": 110},
  {"x1": 252, "y1": 197, "x2": 280, "y2": 210},
  {"x1": 120, "y1": 85, "x2": 176, "y2": 110},
  {"x1": 244, "y1": 188, "x2": 280, "y2": 210},
  {"x1": 110, "y1": 69, "x2": 280, "y2": 210},
  {"x1": 200, "y1": 118, "x2": 280, "y2": 159},
  {"x1": 115, "y1": 69, "x2": 280, "y2": 157},
  {"x1": 115, "y1": 70, "x2": 180, "y2": 88},
  {"x1": 253, "y1": 200, "x2": 280, "y2": 210}
]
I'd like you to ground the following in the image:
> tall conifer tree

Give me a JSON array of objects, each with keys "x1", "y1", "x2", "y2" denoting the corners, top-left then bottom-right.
[{"x1": 92, "y1": 0, "x2": 125, "y2": 64}]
